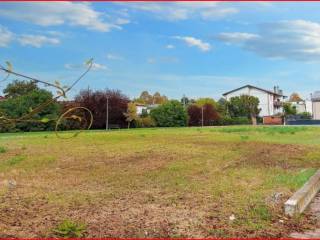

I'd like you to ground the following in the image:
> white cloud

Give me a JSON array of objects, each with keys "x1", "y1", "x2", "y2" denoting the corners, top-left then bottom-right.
[
  {"x1": 18, "y1": 34, "x2": 60, "y2": 47},
  {"x1": 123, "y1": 2, "x2": 238, "y2": 21},
  {"x1": 65, "y1": 62, "x2": 108, "y2": 71},
  {"x1": 0, "y1": 2, "x2": 129, "y2": 32},
  {"x1": 218, "y1": 20, "x2": 320, "y2": 61},
  {"x1": 217, "y1": 32, "x2": 259, "y2": 44},
  {"x1": 0, "y1": 25, "x2": 13, "y2": 47},
  {"x1": 166, "y1": 44, "x2": 175, "y2": 49},
  {"x1": 174, "y1": 36, "x2": 211, "y2": 52},
  {"x1": 106, "y1": 53, "x2": 123, "y2": 60}
]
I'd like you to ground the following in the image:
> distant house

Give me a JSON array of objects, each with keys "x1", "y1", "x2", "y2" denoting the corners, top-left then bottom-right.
[
  {"x1": 135, "y1": 103, "x2": 159, "y2": 116},
  {"x1": 311, "y1": 91, "x2": 320, "y2": 120},
  {"x1": 0, "y1": 96, "x2": 6, "y2": 101},
  {"x1": 223, "y1": 85, "x2": 286, "y2": 117},
  {"x1": 136, "y1": 103, "x2": 147, "y2": 115},
  {"x1": 287, "y1": 93, "x2": 307, "y2": 114}
]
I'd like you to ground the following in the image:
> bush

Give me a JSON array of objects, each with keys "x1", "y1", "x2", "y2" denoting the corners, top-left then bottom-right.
[
  {"x1": 0, "y1": 146, "x2": 6, "y2": 153},
  {"x1": 53, "y1": 219, "x2": 86, "y2": 238},
  {"x1": 150, "y1": 100, "x2": 187, "y2": 127},
  {"x1": 135, "y1": 116, "x2": 156, "y2": 128},
  {"x1": 213, "y1": 116, "x2": 251, "y2": 125}
]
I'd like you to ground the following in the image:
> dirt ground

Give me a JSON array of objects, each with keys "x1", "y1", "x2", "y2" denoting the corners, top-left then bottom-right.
[{"x1": 1, "y1": 127, "x2": 320, "y2": 237}]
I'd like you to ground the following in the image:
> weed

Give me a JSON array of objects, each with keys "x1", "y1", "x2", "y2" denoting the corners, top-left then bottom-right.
[
  {"x1": 0, "y1": 146, "x2": 6, "y2": 153},
  {"x1": 240, "y1": 135, "x2": 249, "y2": 141},
  {"x1": 53, "y1": 219, "x2": 86, "y2": 238},
  {"x1": 6, "y1": 155, "x2": 25, "y2": 166}
]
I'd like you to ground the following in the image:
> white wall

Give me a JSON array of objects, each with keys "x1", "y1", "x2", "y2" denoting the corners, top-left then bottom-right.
[{"x1": 224, "y1": 87, "x2": 280, "y2": 116}]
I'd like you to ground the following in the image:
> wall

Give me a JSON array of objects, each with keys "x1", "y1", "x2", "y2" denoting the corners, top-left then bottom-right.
[
  {"x1": 313, "y1": 102, "x2": 320, "y2": 120},
  {"x1": 225, "y1": 87, "x2": 276, "y2": 116}
]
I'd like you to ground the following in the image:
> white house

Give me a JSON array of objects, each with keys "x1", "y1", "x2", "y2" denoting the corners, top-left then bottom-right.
[
  {"x1": 136, "y1": 103, "x2": 147, "y2": 115},
  {"x1": 222, "y1": 85, "x2": 286, "y2": 117}
]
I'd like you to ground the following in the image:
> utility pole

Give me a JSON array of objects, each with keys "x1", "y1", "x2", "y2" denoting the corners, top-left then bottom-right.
[
  {"x1": 201, "y1": 106, "x2": 204, "y2": 127},
  {"x1": 106, "y1": 96, "x2": 109, "y2": 131}
]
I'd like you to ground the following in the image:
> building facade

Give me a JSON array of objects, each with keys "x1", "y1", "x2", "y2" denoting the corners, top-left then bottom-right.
[{"x1": 223, "y1": 85, "x2": 286, "y2": 117}]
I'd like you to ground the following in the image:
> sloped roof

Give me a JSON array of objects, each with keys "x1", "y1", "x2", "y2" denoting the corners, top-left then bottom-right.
[{"x1": 222, "y1": 84, "x2": 285, "y2": 97}]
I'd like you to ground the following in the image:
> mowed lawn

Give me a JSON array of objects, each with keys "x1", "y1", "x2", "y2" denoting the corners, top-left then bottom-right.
[{"x1": 1, "y1": 126, "x2": 320, "y2": 237}]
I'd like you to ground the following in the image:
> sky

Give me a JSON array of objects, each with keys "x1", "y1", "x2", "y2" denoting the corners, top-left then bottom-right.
[{"x1": 1, "y1": 2, "x2": 320, "y2": 100}]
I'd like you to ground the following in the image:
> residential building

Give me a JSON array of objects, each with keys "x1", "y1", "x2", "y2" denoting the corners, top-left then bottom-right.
[
  {"x1": 287, "y1": 95, "x2": 306, "y2": 114},
  {"x1": 0, "y1": 96, "x2": 5, "y2": 101},
  {"x1": 222, "y1": 85, "x2": 286, "y2": 117},
  {"x1": 311, "y1": 91, "x2": 320, "y2": 120},
  {"x1": 135, "y1": 103, "x2": 159, "y2": 116}
]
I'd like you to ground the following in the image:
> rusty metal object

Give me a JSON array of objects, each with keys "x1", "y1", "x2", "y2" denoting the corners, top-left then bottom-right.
[{"x1": 0, "y1": 59, "x2": 94, "y2": 138}]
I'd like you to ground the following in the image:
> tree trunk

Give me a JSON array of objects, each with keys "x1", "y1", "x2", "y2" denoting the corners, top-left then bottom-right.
[
  {"x1": 251, "y1": 115, "x2": 257, "y2": 125},
  {"x1": 128, "y1": 121, "x2": 130, "y2": 129}
]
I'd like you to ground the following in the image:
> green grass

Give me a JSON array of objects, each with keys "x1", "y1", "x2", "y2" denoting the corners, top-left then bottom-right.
[{"x1": 1, "y1": 125, "x2": 320, "y2": 237}]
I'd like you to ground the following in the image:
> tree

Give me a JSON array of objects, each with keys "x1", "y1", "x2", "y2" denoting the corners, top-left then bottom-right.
[
  {"x1": 135, "y1": 91, "x2": 168, "y2": 105},
  {"x1": 181, "y1": 96, "x2": 195, "y2": 107},
  {"x1": 187, "y1": 103, "x2": 220, "y2": 126},
  {"x1": 228, "y1": 95, "x2": 260, "y2": 125},
  {"x1": 217, "y1": 97, "x2": 228, "y2": 117},
  {"x1": 195, "y1": 98, "x2": 217, "y2": 108},
  {"x1": 124, "y1": 102, "x2": 138, "y2": 128},
  {"x1": 3, "y1": 80, "x2": 38, "y2": 98},
  {"x1": 187, "y1": 104, "x2": 201, "y2": 126},
  {"x1": 150, "y1": 100, "x2": 187, "y2": 127},
  {"x1": 283, "y1": 102, "x2": 297, "y2": 116},
  {"x1": 202, "y1": 103, "x2": 220, "y2": 125},
  {"x1": 75, "y1": 89, "x2": 129, "y2": 129},
  {"x1": 0, "y1": 80, "x2": 61, "y2": 132},
  {"x1": 289, "y1": 93, "x2": 303, "y2": 102}
]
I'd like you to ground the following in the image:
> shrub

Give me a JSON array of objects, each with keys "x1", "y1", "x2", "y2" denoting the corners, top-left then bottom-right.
[
  {"x1": 135, "y1": 116, "x2": 156, "y2": 128},
  {"x1": 0, "y1": 146, "x2": 6, "y2": 153},
  {"x1": 53, "y1": 219, "x2": 86, "y2": 238},
  {"x1": 213, "y1": 116, "x2": 251, "y2": 126},
  {"x1": 150, "y1": 100, "x2": 187, "y2": 127}
]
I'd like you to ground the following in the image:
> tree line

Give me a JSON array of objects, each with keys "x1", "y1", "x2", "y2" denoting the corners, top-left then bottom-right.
[{"x1": 0, "y1": 80, "x2": 262, "y2": 132}]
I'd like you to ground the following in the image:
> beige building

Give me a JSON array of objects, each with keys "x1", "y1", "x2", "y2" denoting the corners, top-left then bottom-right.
[{"x1": 311, "y1": 91, "x2": 320, "y2": 120}]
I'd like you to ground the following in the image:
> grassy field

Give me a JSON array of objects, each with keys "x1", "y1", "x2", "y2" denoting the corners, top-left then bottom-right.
[{"x1": 1, "y1": 126, "x2": 320, "y2": 237}]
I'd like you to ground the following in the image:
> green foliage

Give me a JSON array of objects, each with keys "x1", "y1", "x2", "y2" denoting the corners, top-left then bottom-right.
[
  {"x1": 150, "y1": 100, "x2": 187, "y2": 127},
  {"x1": 214, "y1": 116, "x2": 251, "y2": 126},
  {"x1": 283, "y1": 102, "x2": 297, "y2": 116},
  {"x1": 195, "y1": 97, "x2": 217, "y2": 108},
  {"x1": 3, "y1": 80, "x2": 38, "y2": 98},
  {"x1": 0, "y1": 146, "x2": 6, "y2": 153},
  {"x1": 228, "y1": 95, "x2": 260, "y2": 119},
  {"x1": 0, "y1": 80, "x2": 61, "y2": 132},
  {"x1": 135, "y1": 116, "x2": 156, "y2": 128},
  {"x1": 297, "y1": 112, "x2": 312, "y2": 119},
  {"x1": 53, "y1": 219, "x2": 86, "y2": 238}
]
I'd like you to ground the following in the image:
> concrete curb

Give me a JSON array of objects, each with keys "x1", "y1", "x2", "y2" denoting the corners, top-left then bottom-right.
[{"x1": 285, "y1": 169, "x2": 320, "y2": 216}]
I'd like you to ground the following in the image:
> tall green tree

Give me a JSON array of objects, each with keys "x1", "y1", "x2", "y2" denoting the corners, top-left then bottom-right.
[
  {"x1": 150, "y1": 100, "x2": 187, "y2": 127},
  {"x1": 228, "y1": 95, "x2": 260, "y2": 125},
  {"x1": 4, "y1": 80, "x2": 38, "y2": 98},
  {"x1": 0, "y1": 80, "x2": 61, "y2": 132}
]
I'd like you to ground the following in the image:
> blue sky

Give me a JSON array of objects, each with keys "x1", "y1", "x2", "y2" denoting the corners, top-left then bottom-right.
[{"x1": 1, "y1": 2, "x2": 320, "y2": 100}]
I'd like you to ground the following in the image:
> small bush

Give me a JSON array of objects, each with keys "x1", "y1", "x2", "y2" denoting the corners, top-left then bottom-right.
[
  {"x1": 53, "y1": 219, "x2": 86, "y2": 238},
  {"x1": 0, "y1": 146, "x2": 6, "y2": 153},
  {"x1": 135, "y1": 116, "x2": 156, "y2": 128},
  {"x1": 213, "y1": 116, "x2": 251, "y2": 126}
]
